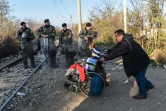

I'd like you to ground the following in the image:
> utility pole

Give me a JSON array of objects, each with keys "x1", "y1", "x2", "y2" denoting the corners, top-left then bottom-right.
[
  {"x1": 77, "y1": 0, "x2": 82, "y2": 33},
  {"x1": 123, "y1": 0, "x2": 127, "y2": 33},
  {"x1": 70, "y1": 15, "x2": 73, "y2": 31}
]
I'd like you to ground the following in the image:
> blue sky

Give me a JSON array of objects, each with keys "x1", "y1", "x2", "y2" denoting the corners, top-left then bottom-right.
[
  {"x1": 10, "y1": 0, "x2": 124, "y2": 27},
  {"x1": 10, "y1": 0, "x2": 165, "y2": 27}
]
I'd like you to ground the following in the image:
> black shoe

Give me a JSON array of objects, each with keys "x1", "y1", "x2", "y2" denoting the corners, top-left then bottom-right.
[
  {"x1": 105, "y1": 81, "x2": 109, "y2": 87},
  {"x1": 146, "y1": 85, "x2": 155, "y2": 91},
  {"x1": 24, "y1": 65, "x2": 28, "y2": 69},
  {"x1": 133, "y1": 94, "x2": 147, "y2": 100}
]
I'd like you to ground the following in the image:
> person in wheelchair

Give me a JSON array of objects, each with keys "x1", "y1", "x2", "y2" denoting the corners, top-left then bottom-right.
[
  {"x1": 86, "y1": 46, "x2": 109, "y2": 86},
  {"x1": 64, "y1": 44, "x2": 109, "y2": 95},
  {"x1": 64, "y1": 45, "x2": 109, "y2": 87}
]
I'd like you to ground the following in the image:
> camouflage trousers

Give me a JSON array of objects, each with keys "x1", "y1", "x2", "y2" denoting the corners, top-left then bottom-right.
[
  {"x1": 60, "y1": 44, "x2": 75, "y2": 67},
  {"x1": 21, "y1": 49, "x2": 35, "y2": 68},
  {"x1": 78, "y1": 38, "x2": 91, "y2": 57},
  {"x1": 48, "y1": 49, "x2": 56, "y2": 67}
]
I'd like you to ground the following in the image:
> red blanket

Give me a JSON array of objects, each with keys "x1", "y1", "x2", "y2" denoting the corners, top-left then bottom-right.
[{"x1": 69, "y1": 62, "x2": 86, "y2": 82}]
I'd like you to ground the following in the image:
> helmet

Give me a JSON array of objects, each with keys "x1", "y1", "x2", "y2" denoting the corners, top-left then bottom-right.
[{"x1": 21, "y1": 32, "x2": 29, "y2": 39}]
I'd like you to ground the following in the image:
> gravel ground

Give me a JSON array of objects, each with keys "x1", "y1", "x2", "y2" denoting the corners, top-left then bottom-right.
[
  {"x1": 8, "y1": 56, "x2": 166, "y2": 111},
  {"x1": 0, "y1": 55, "x2": 44, "y2": 106}
]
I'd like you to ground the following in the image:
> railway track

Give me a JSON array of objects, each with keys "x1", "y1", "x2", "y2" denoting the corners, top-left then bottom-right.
[
  {"x1": 0, "y1": 57, "x2": 22, "y2": 72},
  {"x1": 0, "y1": 55, "x2": 48, "y2": 111}
]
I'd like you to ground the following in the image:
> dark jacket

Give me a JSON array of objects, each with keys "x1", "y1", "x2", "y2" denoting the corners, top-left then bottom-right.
[{"x1": 104, "y1": 34, "x2": 150, "y2": 77}]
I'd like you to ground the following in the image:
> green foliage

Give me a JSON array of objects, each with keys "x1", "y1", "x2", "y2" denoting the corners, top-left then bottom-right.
[
  {"x1": 87, "y1": 0, "x2": 166, "y2": 64},
  {"x1": 0, "y1": 36, "x2": 19, "y2": 58},
  {"x1": 150, "y1": 59, "x2": 161, "y2": 67},
  {"x1": 0, "y1": 0, "x2": 19, "y2": 58},
  {"x1": 88, "y1": 0, "x2": 123, "y2": 44}
]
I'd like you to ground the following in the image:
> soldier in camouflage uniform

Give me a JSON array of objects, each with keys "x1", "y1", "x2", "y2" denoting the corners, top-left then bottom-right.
[
  {"x1": 36, "y1": 19, "x2": 57, "y2": 68},
  {"x1": 59, "y1": 23, "x2": 74, "y2": 66},
  {"x1": 16, "y1": 22, "x2": 35, "y2": 69},
  {"x1": 78, "y1": 23, "x2": 98, "y2": 57}
]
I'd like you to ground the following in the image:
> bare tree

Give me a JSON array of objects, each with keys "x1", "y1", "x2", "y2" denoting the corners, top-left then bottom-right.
[{"x1": 88, "y1": 0, "x2": 123, "y2": 43}]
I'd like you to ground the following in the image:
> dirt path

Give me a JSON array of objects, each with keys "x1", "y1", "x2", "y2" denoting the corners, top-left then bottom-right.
[{"x1": 10, "y1": 57, "x2": 166, "y2": 111}]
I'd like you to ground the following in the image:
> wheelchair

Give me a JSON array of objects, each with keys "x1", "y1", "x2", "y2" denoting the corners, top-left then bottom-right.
[{"x1": 64, "y1": 58, "x2": 105, "y2": 96}]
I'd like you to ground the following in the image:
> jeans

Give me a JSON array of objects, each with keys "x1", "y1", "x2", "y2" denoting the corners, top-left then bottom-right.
[{"x1": 133, "y1": 66, "x2": 153, "y2": 97}]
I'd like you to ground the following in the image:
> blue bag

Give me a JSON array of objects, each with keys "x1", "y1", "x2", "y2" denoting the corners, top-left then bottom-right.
[{"x1": 90, "y1": 74, "x2": 103, "y2": 95}]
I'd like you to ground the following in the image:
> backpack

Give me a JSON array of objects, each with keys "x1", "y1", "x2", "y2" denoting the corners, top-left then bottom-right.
[{"x1": 85, "y1": 57, "x2": 98, "y2": 72}]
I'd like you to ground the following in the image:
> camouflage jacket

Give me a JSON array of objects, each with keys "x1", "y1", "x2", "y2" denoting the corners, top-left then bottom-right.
[
  {"x1": 60, "y1": 29, "x2": 73, "y2": 45},
  {"x1": 79, "y1": 28, "x2": 98, "y2": 43},
  {"x1": 36, "y1": 25, "x2": 56, "y2": 50},
  {"x1": 16, "y1": 27, "x2": 35, "y2": 51},
  {"x1": 36, "y1": 25, "x2": 56, "y2": 38},
  {"x1": 16, "y1": 27, "x2": 35, "y2": 42}
]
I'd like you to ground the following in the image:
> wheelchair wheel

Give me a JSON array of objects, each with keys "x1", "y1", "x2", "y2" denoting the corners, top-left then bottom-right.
[
  {"x1": 69, "y1": 84, "x2": 79, "y2": 93},
  {"x1": 78, "y1": 72, "x2": 105, "y2": 96}
]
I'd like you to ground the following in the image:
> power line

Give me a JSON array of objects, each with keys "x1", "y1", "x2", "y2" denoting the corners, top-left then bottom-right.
[
  {"x1": 52, "y1": 0, "x2": 70, "y2": 21},
  {"x1": 60, "y1": 0, "x2": 71, "y2": 17},
  {"x1": 53, "y1": 0, "x2": 73, "y2": 29},
  {"x1": 60, "y1": 0, "x2": 73, "y2": 28}
]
